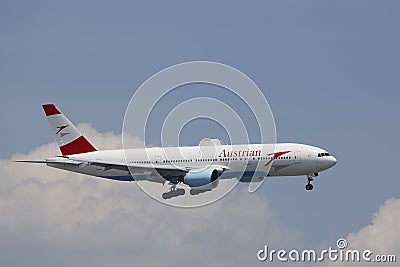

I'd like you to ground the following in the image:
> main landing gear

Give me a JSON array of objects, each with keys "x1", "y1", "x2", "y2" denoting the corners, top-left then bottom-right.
[
  {"x1": 162, "y1": 184, "x2": 185, "y2": 199},
  {"x1": 305, "y1": 173, "x2": 318, "y2": 191}
]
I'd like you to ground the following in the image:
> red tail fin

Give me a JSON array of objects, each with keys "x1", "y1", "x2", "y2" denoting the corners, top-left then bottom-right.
[{"x1": 42, "y1": 104, "x2": 97, "y2": 156}]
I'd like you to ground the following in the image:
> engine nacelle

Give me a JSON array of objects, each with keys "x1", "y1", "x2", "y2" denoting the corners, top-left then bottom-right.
[{"x1": 183, "y1": 168, "x2": 221, "y2": 188}]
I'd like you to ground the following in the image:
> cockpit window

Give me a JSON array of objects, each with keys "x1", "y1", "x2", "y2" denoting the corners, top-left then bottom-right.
[{"x1": 318, "y1": 152, "x2": 331, "y2": 157}]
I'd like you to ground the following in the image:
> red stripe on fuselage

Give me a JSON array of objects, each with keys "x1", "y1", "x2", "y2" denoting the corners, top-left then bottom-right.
[
  {"x1": 42, "y1": 104, "x2": 61, "y2": 116},
  {"x1": 59, "y1": 136, "x2": 97, "y2": 156},
  {"x1": 272, "y1": 151, "x2": 291, "y2": 159}
]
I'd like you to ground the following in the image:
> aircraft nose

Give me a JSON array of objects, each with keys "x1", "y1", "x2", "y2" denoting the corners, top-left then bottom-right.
[
  {"x1": 329, "y1": 156, "x2": 337, "y2": 168},
  {"x1": 317, "y1": 155, "x2": 337, "y2": 170}
]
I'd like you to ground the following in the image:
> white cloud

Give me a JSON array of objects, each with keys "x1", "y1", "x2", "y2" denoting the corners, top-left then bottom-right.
[
  {"x1": 304, "y1": 198, "x2": 400, "y2": 267},
  {"x1": 346, "y1": 197, "x2": 400, "y2": 254},
  {"x1": 0, "y1": 124, "x2": 296, "y2": 267},
  {"x1": 5, "y1": 124, "x2": 398, "y2": 267}
]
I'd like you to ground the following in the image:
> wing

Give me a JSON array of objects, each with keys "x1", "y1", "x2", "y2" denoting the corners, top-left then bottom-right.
[
  {"x1": 83, "y1": 160, "x2": 228, "y2": 179},
  {"x1": 85, "y1": 159, "x2": 189, "y2": 177},
  {"x1": 17, "y1": 157, "x2": 189, "y2": 183},
  {"x1": 16, "y1": 157, "x2": 228, "y2": 192}
]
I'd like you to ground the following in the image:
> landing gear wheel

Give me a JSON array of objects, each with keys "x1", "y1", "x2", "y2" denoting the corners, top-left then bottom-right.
[
  {"x1": 305, "y1": 174, "x2": 316, "y2": 191},
  {"x1": 305, "y1": 183, "x2": 314, "y2": 191},
  {"x1": 190, "y1": 188, "x2": 212, "y2": 195},
  {"x1": 162, "y1": 188, "x2": 185, "y2": 199},
  {"x1": 162, "y1": 183, "x2": 186, "y2": 199}
]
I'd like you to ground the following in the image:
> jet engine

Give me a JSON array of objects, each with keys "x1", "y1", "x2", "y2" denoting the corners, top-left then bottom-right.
[{"x1": 183, "y1": 168, "x2": 222, "y2": 188}]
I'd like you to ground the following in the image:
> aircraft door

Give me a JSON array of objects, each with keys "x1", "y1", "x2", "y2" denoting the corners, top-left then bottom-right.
[
  {"x1": 294, "y1": 151, "x2": 301, "y2": 164},
  {"x1": 154, "y1": 156, "x2": 162, "y2": 164}
]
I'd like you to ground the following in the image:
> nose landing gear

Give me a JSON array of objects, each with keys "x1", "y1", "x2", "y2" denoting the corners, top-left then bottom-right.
[
  {"x1": 305, "y1": 181, "x2": 314, "y2": 191},
  {"x1": 305, "y1": 173, "x2": 318, "y2": 191}
]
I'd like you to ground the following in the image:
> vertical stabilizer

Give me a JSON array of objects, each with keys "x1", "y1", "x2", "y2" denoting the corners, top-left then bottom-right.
[{"x1": 42, "y1": 104, "x2": 97, "y2": 156}]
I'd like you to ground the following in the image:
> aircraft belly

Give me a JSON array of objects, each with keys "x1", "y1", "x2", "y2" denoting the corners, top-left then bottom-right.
[{"x1": 269, "y1": 164, "x2": 309, "y2": 176}]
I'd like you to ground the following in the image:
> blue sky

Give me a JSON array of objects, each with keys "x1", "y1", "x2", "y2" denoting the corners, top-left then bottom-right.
[{"x1": 1, "y1": 1, "x2": 400, "y2": 266}]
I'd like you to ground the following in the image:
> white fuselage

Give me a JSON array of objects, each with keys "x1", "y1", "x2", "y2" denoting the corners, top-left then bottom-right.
[{"x1": 46, "y1": 143, "x2": 337, "y2": 183}]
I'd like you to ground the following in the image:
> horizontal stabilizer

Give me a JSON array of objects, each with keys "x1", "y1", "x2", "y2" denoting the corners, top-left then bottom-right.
[
  {"x1": 14, "y1": 160, "x2": 50, "y2": 164},
  {"x1": 15, "y1": 159, "x2": 82, "y2": 165}
]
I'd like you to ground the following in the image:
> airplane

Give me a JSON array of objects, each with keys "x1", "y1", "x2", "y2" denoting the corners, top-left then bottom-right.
[{"x1": 17, "y1": 104, "x2": 337, "y2": 199}]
